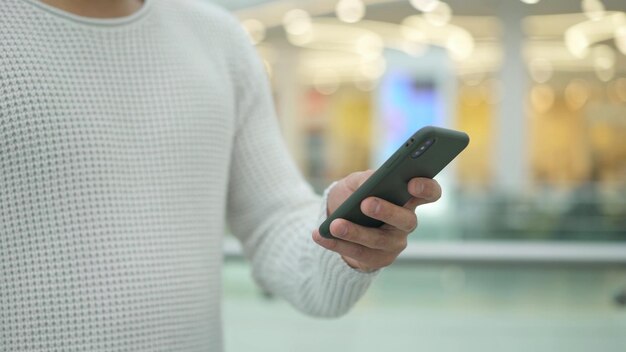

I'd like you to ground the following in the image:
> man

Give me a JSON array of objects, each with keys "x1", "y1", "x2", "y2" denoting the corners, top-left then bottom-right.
[{"x1": 0, "y1": 0, "x2": 442, "y2": 351}]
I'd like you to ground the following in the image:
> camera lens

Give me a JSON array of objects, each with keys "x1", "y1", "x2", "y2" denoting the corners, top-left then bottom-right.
[
  {"x1": 411, "y1": 149, "x2": 422, "y2": 159},
  {"x1": 411, "y1": 139, "x2": 435, "y2": 159}
]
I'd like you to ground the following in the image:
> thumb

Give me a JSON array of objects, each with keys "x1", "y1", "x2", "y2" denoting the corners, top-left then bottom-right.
[
  {"x1": 327, "y1": 169, "x2": 374, "y2": 215},
  {"x1": 343, "y1": 169, "x2": 374, "y2": 192}
]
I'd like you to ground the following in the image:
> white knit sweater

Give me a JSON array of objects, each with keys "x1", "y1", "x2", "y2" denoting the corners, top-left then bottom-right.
[{"x1": 0, "y1": 0, "x2": 377, "y2": 350}]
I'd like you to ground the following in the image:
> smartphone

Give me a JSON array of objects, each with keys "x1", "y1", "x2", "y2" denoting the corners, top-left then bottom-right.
[{"x1": 319, "y1": 126, "x2": 469, "y2": 238}]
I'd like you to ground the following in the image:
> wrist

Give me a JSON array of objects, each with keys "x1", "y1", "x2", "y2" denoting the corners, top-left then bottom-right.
[{"x1": 341, "y1": 255, "x2": 377, "y2": 273}]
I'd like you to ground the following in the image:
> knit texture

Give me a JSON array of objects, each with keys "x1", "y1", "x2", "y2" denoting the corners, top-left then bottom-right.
[{"x1": 0, "y1": 0, "x2": 377, "y2": 351}]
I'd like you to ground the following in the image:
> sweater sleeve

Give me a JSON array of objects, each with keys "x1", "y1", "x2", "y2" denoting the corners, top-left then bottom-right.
[{"x1": 224, "y1": 19, "x2": 377, "y2": 317}]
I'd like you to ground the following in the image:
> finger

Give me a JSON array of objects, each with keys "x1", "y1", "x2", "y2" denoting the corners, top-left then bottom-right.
[
  {"x1": 312, "y1": 229, "x2": 389, "y2": 264},
  {"x1": 344, "y1": 169, "x2": 374, "y2": 192},
  {"x1": 403, "y1": 197, "x2": 421, "y2": 211},
  {"x1": 360, "y1": 197, "x2": 418, "y2": 233},
  {"x1": 327, "y1": 219, "x2": 407, "y2": 252},
  {"x1": 408, "y1": 178, "x2": 442, "y2": 205}
]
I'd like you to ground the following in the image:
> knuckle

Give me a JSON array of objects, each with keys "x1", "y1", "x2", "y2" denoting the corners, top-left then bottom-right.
[
  {"x1": 346, "y1": 172, "x2": 365, "y2": 190},
  {"x1": 431, "y1": 182, "x2": 443, "y2": 201},
  {"x1": 355, "y1": 170, "x2": 374, "y2": 188},
  {"x1": 373, "y1": 234, "x2": 389, "y2": 249},
  {"x1": 342, "y1": 230, "x2": 356, "y2": 243},
  {"x1": 325, "y1": 239, "x2": 338, "y2": 250},
  {"x1": 406, "y1": 215, "x2": 418, "y2": 233},
  {"x1": 397, "y1": 238, "x2": 408, "y2": 252},
  {"x1": 351, "y1": 245, "x2": 366, "y2": 259},
  {"x1": 351, "y1": 171, "x2": 364, "y2": 181}
]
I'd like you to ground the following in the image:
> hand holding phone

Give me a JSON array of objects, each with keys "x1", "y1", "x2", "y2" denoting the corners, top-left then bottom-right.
[{"x1": 319, "y1": 126, "x2": 469, "y2": 238}]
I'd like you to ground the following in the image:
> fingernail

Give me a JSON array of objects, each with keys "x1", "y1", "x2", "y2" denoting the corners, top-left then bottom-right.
[
  {"x1": 415, "y1": 181, "x2": 425, "y2": 195},
  {"x1": 336, "y1": 223, "x2": 347, "y2": 236},
  {"x1": 370, "y1": 199, "x2": 381, "y2": 215}
]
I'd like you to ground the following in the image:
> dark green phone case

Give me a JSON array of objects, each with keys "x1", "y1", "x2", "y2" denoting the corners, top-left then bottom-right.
[{"x1": 319, "y1": 126, "x2": 469, "y2": 238}]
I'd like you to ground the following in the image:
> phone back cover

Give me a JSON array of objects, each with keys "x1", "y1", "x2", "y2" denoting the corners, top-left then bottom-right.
[{"x1": 319, "y1": 126, "x2": 469, "y2": 237}]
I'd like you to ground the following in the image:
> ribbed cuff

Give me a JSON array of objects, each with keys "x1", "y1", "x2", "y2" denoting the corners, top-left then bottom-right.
[
  {"x1": 317, "y1": 181, "x2": 337, "y2": 224},
  {"x1": 318, "y1": 244, "x2": 379, "y2": 281},
  {"x1": 312, "y1": 182, "x2": 380, "y2": 315},
  {"x1": 307, "y1": 244, "x2": 378, "y2": 316}
]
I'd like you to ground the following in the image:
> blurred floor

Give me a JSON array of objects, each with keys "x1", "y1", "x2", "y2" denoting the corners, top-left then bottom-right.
[{"x1": 223, "y1": 260, "x2": 626, "y2": 352}]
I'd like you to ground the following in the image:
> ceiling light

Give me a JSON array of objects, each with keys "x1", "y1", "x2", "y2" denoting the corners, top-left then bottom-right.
[
  {"x1": 592, "y1": 44, "x2": 616, "y2": 81},
  {"x1": 528, "y1": 58, "x2": 553, "y2": 83},
  {"x1": 592, "y1": 44, "x2": 616, "y2": 70},
  {"x1": 336, "y1": 0, "x2": 366, "y2": 24},
  {"x1": 398, "y1": 41, "x2": 428, "y2": 57},
  {"x1": 283, "y1": 9, "x2": 312, "y2": 36},
  {"x1": 582, "y1": 0, "x2": 605, "y2": 21},
  {"x1": 564, "y1": 12, "x2": 626, "y2": 58},
  {"x1": 564, "y1": 79, "x2": 589, "y2": 111},
  {"x1": 355, "y1": 34, "x2": 384, "y2": 61},
  {"x1": 565, "y1": 26, "x2": 590, "y2": 58},
  {"x1": 410, "y1": 0, "x2": 440, "y2": 13},
  {"x1": 424, "y1": 1, "x2": 452, "y2": 27},
  {"x1": 359, "y1": 59, "x2": 387, "y2": 80},
  {"x1": 401, "y1": 24, "x2": 426, "y2": 42},
  {"x1": 530, "y1": 84, "x2": 555, "y2": 114},
  {"x1": 403, "y1": 15, "x2": 476, "y2": 61},
  {"x1": 446, "y1": 31, "x2": 474, "y2": 61}
]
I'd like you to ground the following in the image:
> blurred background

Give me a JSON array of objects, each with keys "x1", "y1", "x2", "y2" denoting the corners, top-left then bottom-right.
[{"x1": 212, "y1": 0, "x2": 626, "y2": 351}]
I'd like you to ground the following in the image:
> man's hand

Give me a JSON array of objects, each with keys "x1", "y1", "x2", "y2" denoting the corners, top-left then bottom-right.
[{"x1": 312, "y1": 170, "x2": 442, "y2": 272}]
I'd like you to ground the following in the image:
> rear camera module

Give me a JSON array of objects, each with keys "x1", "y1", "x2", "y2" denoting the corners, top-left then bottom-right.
[{"x1": 411, "y1": 139, "x2": 435, "y2": 159}]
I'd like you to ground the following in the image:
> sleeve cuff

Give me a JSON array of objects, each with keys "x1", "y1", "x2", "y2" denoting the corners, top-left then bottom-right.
[
  {"x1": 317, "y1": 181, "x2": 337, "y2": 224},
  {"x1": 304, "y1": 243, "x2": 378, "y2": 317}
]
